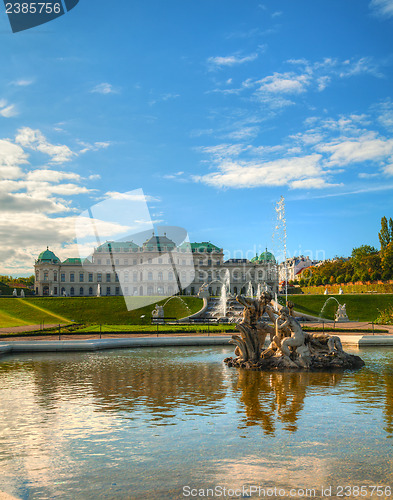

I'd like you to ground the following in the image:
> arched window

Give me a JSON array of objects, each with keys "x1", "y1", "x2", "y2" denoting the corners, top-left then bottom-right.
[
  {"x1": 168, "y1": 272, "x2": 173, "y2": 281},
  {"x1": 70, "y1": 287, "x2": 74, "y2": 296},
  {"x1": 148, "y1": 272, "x2": 153, "y2": 281},
  {"x1": 89, "y1": 287, "x2": 93, "y2": 295},
  {"x1": 158, "y1": 272, "x2": 163, "y2": 281},
  {"x1": 79, "y1": 287, "x2": 84, "y2": 295},
  {"x1": 147, "y1": 286, "x2": 154, "y2": 295}
]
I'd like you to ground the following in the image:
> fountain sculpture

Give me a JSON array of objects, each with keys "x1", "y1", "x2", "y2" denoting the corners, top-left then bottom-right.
[{"x1": 225, "y1": 293, "x2": 364, "y2": 371}]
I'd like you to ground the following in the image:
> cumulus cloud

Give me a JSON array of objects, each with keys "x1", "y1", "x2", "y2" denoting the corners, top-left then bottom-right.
[
  {"x1": 317, "y1": 134, "x2": 393, "y2": 167},
  {"x1": 0, "y1": 127, "x2": 110, "y2": 273},
  {"x1": 26, "y1": 169, "x2": 81, "y2": 183},
  {"x1": 15, "y1": 127, "x2": 75, "y2": 163},
  {"x1": 257, "y1": 72, "x2": 310, "y2": 94},
  {"x1": 193, "y1": 154, "x2": 324, "y2": 189}
]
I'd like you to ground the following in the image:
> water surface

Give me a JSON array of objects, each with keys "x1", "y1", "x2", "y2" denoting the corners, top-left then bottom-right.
[{"x1": 0, "y1": 346, "x2": 392, "y2": 499}]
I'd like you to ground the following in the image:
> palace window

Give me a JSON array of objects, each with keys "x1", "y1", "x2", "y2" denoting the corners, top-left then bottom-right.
[
  {"x1": 88, "y1": 273, "x2": 93, "y2": 282},
  {"x1": 44, "y1": 272, "x2": 48, "y2": 282},
  {"x1": 70, "y1": 287, "x2": 74, "y2": 296},
  {"x1": 61, "y1": 273, "x2": 65, "y2": 282},
  {"x1": 89, "y1": 287, "x2": 93, "y2": 295},
  {"x1": 70, "y1": 273, "x2": 75, "y2": 282},
  {"x1": 97, "y1": 273, "x2": 102, "y2": 282},
  {"x1": 80, "y1": 287, "x2": 84, "y2": 295},
  {"x1": 79, "y1": 273, "x2": 84, "y2": 282},
  {"x1": 106, "y1": 287, "x2": 111, "y2": 295},
  {"x1": 106, "y1": 273, "x2": 111, "y2": 282},
  {"x1": 148, "y1": 272, "x2": 153, "y2": 281},
  {"x1": 53, "y1": 272, "x2": 57, "y2": 281}
]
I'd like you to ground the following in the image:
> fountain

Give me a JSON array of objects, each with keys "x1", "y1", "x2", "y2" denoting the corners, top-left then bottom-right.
[
  {"x1": 246, "y1": 281, "x2": 253, "y2": 298},
  {"x1": 273, "y1": 196, "x2": 288, "y2": 301},
  {"x1": 218, "y1": 269, "x2": 230, "y2": 317},
  {"x1": 256, "y1": 282, "x2": 262, "y2": 298},
  {"x1": 161, "y1": 295, "x2": 191, "y2": 313},
  {"x1": 225, "y1": 293, "x2": 364, "y2": 371},
  {"x1": 319, "y1": 296, "x2": 348, "y2": 321}
]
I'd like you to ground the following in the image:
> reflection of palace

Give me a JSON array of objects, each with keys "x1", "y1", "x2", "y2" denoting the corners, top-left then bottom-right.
[
  {"x1": 234, "y1": 370, "x2": 343, "y2": 435},
  {"x1": 34, "y1": 235, "x2": 278, "y2": 297},
  {"x1": 20, "y1": 351, "x2": 227, "y2": 418}
]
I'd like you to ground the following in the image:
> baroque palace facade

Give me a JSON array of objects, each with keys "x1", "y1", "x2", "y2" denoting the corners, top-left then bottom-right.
[{"x1": 34, "y1": 234, "x2": 278, "y2": 297}]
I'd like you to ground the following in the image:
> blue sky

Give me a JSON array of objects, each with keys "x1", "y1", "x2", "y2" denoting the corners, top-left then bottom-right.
[{"x1": 1, "y1": 0, "x2": 393, "y2": 275}]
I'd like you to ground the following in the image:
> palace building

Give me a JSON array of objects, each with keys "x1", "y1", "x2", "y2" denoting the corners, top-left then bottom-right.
[{"x1": 34, "y1": 235, "x2": 278, "y2": 297}]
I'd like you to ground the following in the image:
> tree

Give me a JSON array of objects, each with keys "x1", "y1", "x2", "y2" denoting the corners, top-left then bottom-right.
[
  {"x1": 381, "y1": 241, "x2": 393, "y2": 281},
  {"x1": 379, "y1": 216, "x2": 393, "y2": 250}
]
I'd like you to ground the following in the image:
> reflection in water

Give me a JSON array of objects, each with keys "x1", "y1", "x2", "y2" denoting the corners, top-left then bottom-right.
[
  {"x1": 1, "y1": 347, "x2": 393, "y2": 499},
  {"x1": 234, "y1": 370, "x2": 343, "y2": 435}
]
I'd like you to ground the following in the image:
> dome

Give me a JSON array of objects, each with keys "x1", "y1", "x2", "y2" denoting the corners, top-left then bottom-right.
[
  {"x1": 37, "y1": 247, "x2": 60, "y2": 264},
  {"x1": 258, "y1": 250, "x2": 276, "y2": 263}
]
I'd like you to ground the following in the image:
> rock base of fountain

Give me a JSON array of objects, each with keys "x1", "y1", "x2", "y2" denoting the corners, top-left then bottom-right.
[{"x1": 224, "y1": 350, "x2": 365, "y2": 372}]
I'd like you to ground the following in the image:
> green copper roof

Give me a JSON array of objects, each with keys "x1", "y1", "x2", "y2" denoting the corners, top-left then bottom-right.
[
  {"x1": 97, "y1": 241, "x2": 140, "y2": 252},
  {"x1": 191, "y1": 242, "x2": 222, "y2": 252},
  {"x1": 142, "y1": 234, "x2": 176, "y2": 250},
  {"x1": 259, "y1": 251, "x2": 276, "y2": 263},
  {"x1": 62, "y1": 258, "x2": 84, "y2": 265},
  {"x1": 37, "y1": 248, "x2": 60, "y2": 263}
]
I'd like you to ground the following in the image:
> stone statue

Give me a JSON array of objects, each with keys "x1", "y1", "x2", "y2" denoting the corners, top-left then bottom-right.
[
  {"x1": 335, "y1": 303, "x2": 349, "y2": 322},
  {"x1": 20, "y1": 289, "x2": 25, "y2": 298},
  {"x1": 230, "y1": 291, "x2": 277, "y2": 363},
  {"x1": 225, "y1": 301, "x2": 364, "y2": 372},
  {"x1": 152, "y1": 304, "x2": 164, "y2": 321},
  {"x1": 12, "y1": 288, "x2": 17, "y2": 297},
  {"x1": 197, "y1": 283, "x2": 210, "y2": 299}
]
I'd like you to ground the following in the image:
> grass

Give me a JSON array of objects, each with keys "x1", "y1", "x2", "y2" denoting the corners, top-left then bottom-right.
[
  {"x1": 287, "y1": 294, "x2": 393, "y2": 322},
  {"x1": 0, "y1": 296, "x2": 203, "y2": 328}
]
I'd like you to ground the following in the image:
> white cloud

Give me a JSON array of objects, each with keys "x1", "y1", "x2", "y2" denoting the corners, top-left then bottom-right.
[
  {"x1": 0, "y1": 104, "x2": 18, "y2": 118},
  {"x1": 90, "y1": 83, "x2": 117, "y2": 94},
  {"x1": 11, "y1": 78, "x2": 34, "y2": 87},
  {"x1": 26, "y1": 169, "x2": 81, "y2": 183},
  {"x1": 193, "y1": 154, "x2": 324, "y2": 189},
  {"x1": 370, "y1": 0, "x2": 393, "y2": 17},
  {"x1": 104, "y1": 191, "x2": 160, "y2": 202},
  {"x1": 257, "y1": 72, "x2": 310, "y2": 94},
  {"x1": 15, "y1": 127, "x2": 74, "y2": 163},
  {"x1": 208, "y1": 52, "x2": 259, "y2": 69},
  {"x1": 317, "y1": 134, "x2": 393, "y2": 166},
  {"x1": 78, "y1": 140, "x2": 111, "y2": 154}
]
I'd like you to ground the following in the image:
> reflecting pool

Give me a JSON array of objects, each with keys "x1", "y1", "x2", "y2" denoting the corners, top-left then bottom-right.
[{"x1": 0, "y1": 346, "x2": 393, "y2": 499}]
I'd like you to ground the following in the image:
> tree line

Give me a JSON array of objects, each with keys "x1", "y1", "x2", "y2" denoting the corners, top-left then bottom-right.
[{"x1": 297, "y1": 216, "x2": 393, "y2": 287}]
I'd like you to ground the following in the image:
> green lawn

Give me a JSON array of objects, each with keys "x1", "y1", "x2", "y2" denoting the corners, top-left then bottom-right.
[
  {"x1": 0, "y1": 296, "x2": 203, "y2": 328},
  {"x1": 287, "y1": 294, "x2": 393, "y2": 322}
]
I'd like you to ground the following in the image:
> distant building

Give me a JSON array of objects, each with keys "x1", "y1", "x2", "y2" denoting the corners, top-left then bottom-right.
[
  {"x1": 34, "y1": 236, "x2": 278, "y2": 297},
  {"x1": 278, "y1": 255, "x2": 320, "y2": 283}
]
